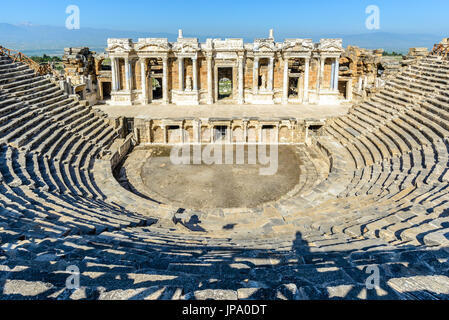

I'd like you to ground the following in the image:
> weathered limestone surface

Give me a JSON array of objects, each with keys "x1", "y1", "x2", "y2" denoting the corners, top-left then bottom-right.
[
  {"x1": 106, "y1": 34, "x2": 343, "y2": 106},
  {"x1": 0, "y1": 48, "x2": 449, "y2": 300}
]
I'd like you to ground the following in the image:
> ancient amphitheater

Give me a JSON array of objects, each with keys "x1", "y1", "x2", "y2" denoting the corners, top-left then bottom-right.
[{"x1": 1, "y1": 38, "x2": 449, "y2": 300}]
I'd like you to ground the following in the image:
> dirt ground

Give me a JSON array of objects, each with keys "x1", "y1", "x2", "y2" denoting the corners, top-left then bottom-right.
[{"x1": 131, "y1": 145, "x2": 302, "y2": 209}]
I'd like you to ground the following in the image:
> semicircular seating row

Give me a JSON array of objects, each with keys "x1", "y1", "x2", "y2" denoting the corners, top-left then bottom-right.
[
  {"x1": 0, "y1": 54, "x2": 157, "y2": 239},
  {"x1": 1, "y1": 53, "x2": 449, "y2": 251},
  {"x1": 314, "y1": 55, "x2": 449, "y2": 247},
  {"x1": 3, "y1": 53, "x2": 449, "y2": 299}
]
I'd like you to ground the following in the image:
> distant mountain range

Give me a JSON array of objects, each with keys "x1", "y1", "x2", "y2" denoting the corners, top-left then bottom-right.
[{"x1": 0, "y1": 23, "x2": 443, "y2": 56}]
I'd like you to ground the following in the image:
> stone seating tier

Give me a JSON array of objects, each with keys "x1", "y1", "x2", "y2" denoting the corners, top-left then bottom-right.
[{"x1": 1, "y1": 52, "x2": 449, "y2": 299}]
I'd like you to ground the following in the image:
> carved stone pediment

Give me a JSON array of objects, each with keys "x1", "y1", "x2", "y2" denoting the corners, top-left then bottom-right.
[
  {"x1": 107, "y1": 39, "x2": 133, "y2": 53},
  {"x1": 173, "y1": 38, "x2": 199, "y2": 53},
  {"x1": 136, "y1": 38, "x2": 170, "y2": 52},
  {"x1": 253, "y1": 39, "x2": 276, "y2": 52},
  {"x1": 282, "y1": 39, "x2": 314, "y2": 52},
  {"x1": 319, "y1": 39, "x2": 343, "y2": 52}
]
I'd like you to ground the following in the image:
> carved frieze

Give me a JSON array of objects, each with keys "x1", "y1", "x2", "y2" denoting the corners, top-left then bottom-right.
[
  {"x1": 253, "y1": 39, "x2": 276, "y2": 52},
  {"x1": 136, "y1": 38, "x2": 170, "y2": 52},
  {"x1": 106, "y1": 37, "x2": 343, "y2": 57},
  {"x1": 172, "y1": 38, "x2": 199, "y2": 53},
  {"x1": 107, "y1": 39, "x2": 133, "y2": 53},
  {"x1": 318, "y1": 39, "x2": 343, "y2": 53},
  {"x1": 282, "y1": 39, "x2": 314, "y2": 52}
]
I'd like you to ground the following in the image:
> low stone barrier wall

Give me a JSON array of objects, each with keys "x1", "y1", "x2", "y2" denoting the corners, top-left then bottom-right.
[
  {"x1": 315, "y1": 138, "x2": 334, "y2": 171},
  {"x1": 132, "y1": 117, "x2": 316, "y2": 145},
  {"x1": 108, "y1": 133, "x2": 135, "y2": 169}
]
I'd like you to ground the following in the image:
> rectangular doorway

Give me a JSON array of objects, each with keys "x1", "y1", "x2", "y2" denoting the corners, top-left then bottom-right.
[
  {"x1": 151, "y1": 77, "x2": 163, "y2": 101},
  {"x1": 102, "y1": 82, "x2": 111, "y2": 100},
  {"x1": 125, "y1": 118, "x2": 134, "y2": 136},
  {"x1": 217, "y1": 67, "x2": 233, "y2": 101},
  {"x1": 214, "y1": 126, "x2": 228, "y2": 143}
]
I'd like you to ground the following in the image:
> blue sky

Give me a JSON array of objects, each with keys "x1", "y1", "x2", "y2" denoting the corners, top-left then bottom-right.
[{"x1": 0, "y1": 0, "x2": 448, "y2": 37}]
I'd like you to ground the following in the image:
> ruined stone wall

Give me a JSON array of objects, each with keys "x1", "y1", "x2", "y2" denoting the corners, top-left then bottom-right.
[
  {"x1": 339, "y1": 46, "x2": 403, "y2": 100},
  {"x1": 131, "y1": 118, "x2": 315, "y2": 145},
  {"x1": 62, "y1": 47, "x2": 99, "y2": 104},
  {"x1": 63, "y1": 47, "x2": 97, "y2": 85}
]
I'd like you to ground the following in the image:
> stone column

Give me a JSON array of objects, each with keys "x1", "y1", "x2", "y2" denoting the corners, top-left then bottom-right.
[
  {"x1": 194, "y1": 120, "x2": 200, "y2": 143},
  {"x1": 282, "y1": 57, "x2": 289, "y2": 104},
  {"x1": 304, "y1": 58, "x2": 310, "y2": 103},
  {"x1": 111, "y1": 58, "x2": 118, "y2": 92},
  {"x1": 181, "y1": 124, "x2": 185, "y2": 144},
  {"x1": 117, "y1": 58, "x2": 122, "y2": 91},
  {"x1": 129, "y1": 59, "x2": 134, "y2": 92},
  {"x1": 125, "y1": 58, "x2": 131, "y2": 92},
  {"x1": 268, "y1": 57, "x2": 274, "y2": 91},
  {"x1": 333, "y1": 57, "x2": 340, "y2": 91},
  {"x1": 347, "y1": 79, "x2": 353, "y2": 101},
  {"x1": 274, "y1": 125, "x2": 280, "y2": 144},
  {"x1": 206, "y1": 55, "x2": 213, "y2": 104},
  {"x1": 210, "y1": 127, "x2": 214, "y2": 143},
  {"x1": 140, "y1": 58, "x2": 148, "y2": 104},
  {"x1": 178, "y1": 57, "x2": 184, "y2": 91},
  {"x1": 330, "y1": 60, "x2": 335, "y2": 90},
  {"x1": 162, "y1": 126, "x2": 167, "y2": 144},
  {"x1": 253, "y1": 57, "x2": 259, "y2": 95},
  {"x1": 192, "y1": 57, "x2": 198, "y2": 91},
  {"x1": 320, "y1": 58, "x2": 325, "y2": 91},
  {"x1": 162, "y1": 57, "x2": 169, "y2": 104},
  {"x1": 316, "y1": 56, "x2": 325, "y2": 99},
  {"x1": 238, "y1": 56, "x2": 244, "y2": 104},
  {"x1": 243, "y1": 121, "x2": 248, "y2": 143}
]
